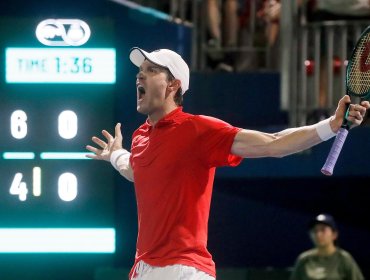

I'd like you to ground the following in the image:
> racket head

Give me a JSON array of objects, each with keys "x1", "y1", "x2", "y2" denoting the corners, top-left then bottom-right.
[{"x1": 346, "y1": 25, "x2": 370, "y2": 99}]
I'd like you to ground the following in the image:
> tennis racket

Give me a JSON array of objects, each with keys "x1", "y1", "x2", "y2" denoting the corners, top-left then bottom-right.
[{"x1": 321, "y1": 25, "x2": 370, "y2": 176}]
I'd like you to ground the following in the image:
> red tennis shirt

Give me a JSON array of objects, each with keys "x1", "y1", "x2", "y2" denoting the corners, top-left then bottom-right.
[{"x1": 129, "y1": 107, "x2": 243, "y2": 278}]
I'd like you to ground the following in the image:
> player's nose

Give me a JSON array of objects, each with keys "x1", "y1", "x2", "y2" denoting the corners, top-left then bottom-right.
[{"x1": 136, "y1": 72, "x2": 145, "y2": 80}]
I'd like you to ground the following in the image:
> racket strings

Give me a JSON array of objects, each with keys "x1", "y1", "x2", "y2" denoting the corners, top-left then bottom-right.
[{"x1": 348, "y1": 32, "x2": 370, "y2": 96}]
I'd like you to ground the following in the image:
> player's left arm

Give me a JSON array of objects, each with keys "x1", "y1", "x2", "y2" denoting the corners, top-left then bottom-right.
[{"x1": 231, "y1": 96, "x2": 369, "y2": 158}]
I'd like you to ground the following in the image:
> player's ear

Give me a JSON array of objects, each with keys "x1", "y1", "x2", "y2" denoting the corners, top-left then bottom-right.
[
  {"x1": 167, "y1": 79, "x2": 181, "y2": 93},
  {"x1": 333, "y1": 230, "x2": 338, "y2": 241}
]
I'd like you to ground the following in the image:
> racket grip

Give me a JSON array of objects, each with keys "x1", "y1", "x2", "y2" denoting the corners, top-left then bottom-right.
[{"x1": 321, "y1": 128, "x2": 349, "y2": 176}]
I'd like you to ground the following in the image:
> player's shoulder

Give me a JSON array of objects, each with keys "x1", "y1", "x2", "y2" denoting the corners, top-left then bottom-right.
[
  {"x1": 336, "y1": 248, "x2": 356, "y2": 262},
  {"x1": 187, "y1": 114, "x2": 241, "y2": 138},
  {"x1": 337, "y1": 248, "x2": 352, "y2": 257},
  {"x1": 191, "y1": 114, "x2": 233, "y2": 126},
  {"x1": 193, "y1": 114, "x2": 224, "y2": 122},
  {"x1": 133, "y1": 122, "x2": 150, "y2": 135},
  {"x1": 174, "y1": 110, "x2": 195, "y2": 123},
  {"x1": 297, "y1": 248, "x2": 317, "y2": 261}
]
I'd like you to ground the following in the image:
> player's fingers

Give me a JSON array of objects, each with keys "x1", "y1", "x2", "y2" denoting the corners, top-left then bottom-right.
[
  {"x1": 337, "y1": 96, "x2": 351, "y2": 118},
  {"x1": 355, "y1": 104, "x2": 367, "y2": 117},
  {"x1": 102, "y1": 130, "x2": 114, "y2": 143},
  {"x1": 85, "y1": 153, "x2": 97, "y2": 159},
  {"x1": 115, "y1": 123, "x2": 123, "y2": 140},
  {"x1": 348, "y1": 117, "x2": 362, "y2": 126},
  {"x1": 85, "y1": 145, "x2": 94, "y2": 152},
  {"x1": 360, "y1": 100, "x2": 370, "y2": 109},
  {"x1": 86, "y1": 145, "x2": 102, "y2": 154},
  {"x1": 85, "y1": 149, "x2": 101, "y2": 159},
  {"x1": 348, "y1": 109, "x2": 362, "y2": 120},
  {"x1": 347, "y1": 108, "x2": 364, "y2": 126},
  {"x1": 350, "y1": 104, "x2": 367, "y2": 118},
  {"x1": 341, "y1": 95, "x2": 351, "y2": 105},
  {"x1": 92, "y1": 136, "x2": 107, "y2": 149}
]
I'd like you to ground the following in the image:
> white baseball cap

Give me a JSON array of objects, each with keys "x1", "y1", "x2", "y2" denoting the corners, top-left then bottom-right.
[{"x1": 129, "y1": 47, "x2": 190, "y2": 94}]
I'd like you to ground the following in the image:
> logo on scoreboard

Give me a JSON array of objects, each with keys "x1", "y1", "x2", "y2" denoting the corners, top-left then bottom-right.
[{"x1": 36, "y1": 19, "x2": 91, "y2": 47}]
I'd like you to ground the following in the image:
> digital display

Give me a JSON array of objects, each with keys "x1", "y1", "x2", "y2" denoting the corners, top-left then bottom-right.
[
  {"x1": 0, "y1": 17, "x2": 116, "y2": 254},
  {"x1": 6, "y1": 48, "x2": 116, "y2": 84},
  {"x1": 0, "y1": 228, "x2": 115, "y2": 253}
]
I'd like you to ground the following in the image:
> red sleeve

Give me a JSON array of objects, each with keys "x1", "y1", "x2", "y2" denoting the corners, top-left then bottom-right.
[{"x1": 192, "y1": 115, "x2": 243, "y2": 167}]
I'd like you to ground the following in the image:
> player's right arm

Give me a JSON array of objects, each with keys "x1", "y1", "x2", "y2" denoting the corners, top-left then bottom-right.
[
  {"x1": 110, "y1": 149, "x2": 134, "y2": 182},
  {"x1": 86, "y1": 123, "x2": 134, "y2": 182}
]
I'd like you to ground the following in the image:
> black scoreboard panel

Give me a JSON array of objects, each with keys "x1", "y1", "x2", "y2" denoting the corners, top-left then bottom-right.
[
  {"x1": 0, "y1": 94, "x2": 115, "y2": 228},
  {"x1": 0, "y1": 16, "x2": 116, "y2": 262}
]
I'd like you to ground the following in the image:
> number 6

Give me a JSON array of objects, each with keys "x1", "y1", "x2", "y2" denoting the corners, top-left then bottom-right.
[{"x1": 11, "y1": 110, "x2": 27, "y2": 139}]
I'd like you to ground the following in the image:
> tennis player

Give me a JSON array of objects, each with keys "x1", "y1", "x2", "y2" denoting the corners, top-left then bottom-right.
[{"x1": 86, "y1": 48, "x2": 369, "y2": 280}]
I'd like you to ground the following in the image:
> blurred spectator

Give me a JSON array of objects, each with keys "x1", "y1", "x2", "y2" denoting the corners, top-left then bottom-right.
[
  {"x1": 257, "y1": 0, "x2": 281, "y2": 47},
  {"x1": 207, "y1": 0, "x2": 240, "y2": 71},
  {"x1": 257, "y1": 0, "x2": 304, "y2": 69},
  {"x1": 307, "y1": 0, "x2": 370, "y2": 21},
  {"x1": 258, "y1": 0, "x2": 370, "y2": 121},
  {"x1": 290, "y1": 214, "x2": 364, "y2": 280},
  {"x1": 306, "y1": 0, "x2": 370, "y2": 123},
  {"x1": 237, "y1": 0, "x2": 267, "y2": 71},
  {"x1": 257, "y1": 0, "x2": 282, "y2": 70}
]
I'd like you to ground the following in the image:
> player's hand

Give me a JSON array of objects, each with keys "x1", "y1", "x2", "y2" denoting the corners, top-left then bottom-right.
[
  {"x1": 85, "y1": 123, "x2": 123, "y2": 161},
  {"x1": 331, "y1": 96, "x2": 370, "y2": 132}
]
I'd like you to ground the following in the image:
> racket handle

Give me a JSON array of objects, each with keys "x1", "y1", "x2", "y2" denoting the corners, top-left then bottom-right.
[{"x1": 321, "y1": 127, "x2": 349, "y2": 176}]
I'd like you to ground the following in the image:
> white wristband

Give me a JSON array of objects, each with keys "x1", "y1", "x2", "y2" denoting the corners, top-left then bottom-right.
[
  {"x1": 110, "y1": 149, "x2": 130, "y2": 171},
  {"x1": 315, "y1": 118, "x2": 337, "y2": 141}
]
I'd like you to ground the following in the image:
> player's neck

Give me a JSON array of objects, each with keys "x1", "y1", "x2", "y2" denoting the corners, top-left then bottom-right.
[
  {"x1": 148, "y1": 104, "x2": 178, "y2": 126},
  {"x1": 317, "y1": 244, "x2": 336, "y2": 256}
]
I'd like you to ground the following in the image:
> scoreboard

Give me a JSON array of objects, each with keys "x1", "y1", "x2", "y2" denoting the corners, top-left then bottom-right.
[
  {"x1": 0, "y1": 17, "x2": 116, "y2": 254},
  {"x1": 6, "y1": 47, "x2": 115, "y2": 84}
]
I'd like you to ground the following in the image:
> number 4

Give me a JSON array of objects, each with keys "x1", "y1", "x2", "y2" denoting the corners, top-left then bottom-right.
[{"x1": 10, "y1": 173, "x2": 28, "y2": 201}]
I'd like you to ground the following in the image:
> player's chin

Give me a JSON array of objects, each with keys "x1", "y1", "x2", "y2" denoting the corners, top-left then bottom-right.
[{"x1": 136, "y1": 104, "x2": 149, "y2": 115}]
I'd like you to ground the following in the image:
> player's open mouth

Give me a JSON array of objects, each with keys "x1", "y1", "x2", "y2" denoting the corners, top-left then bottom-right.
[{"x1": 137, "y1": 85, "x2": 146, "y2": 100}]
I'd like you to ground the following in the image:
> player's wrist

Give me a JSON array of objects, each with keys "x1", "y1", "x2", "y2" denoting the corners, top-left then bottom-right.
[
  {"x1": 110, "y1": 149, "x2": 130, "y2": 170},
  {"x1": 329, "y1": 115, "x2": 342, "y2": 132},
  {"x1": 315, "y1": 117, "x2": 337, "y2": 141}
]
